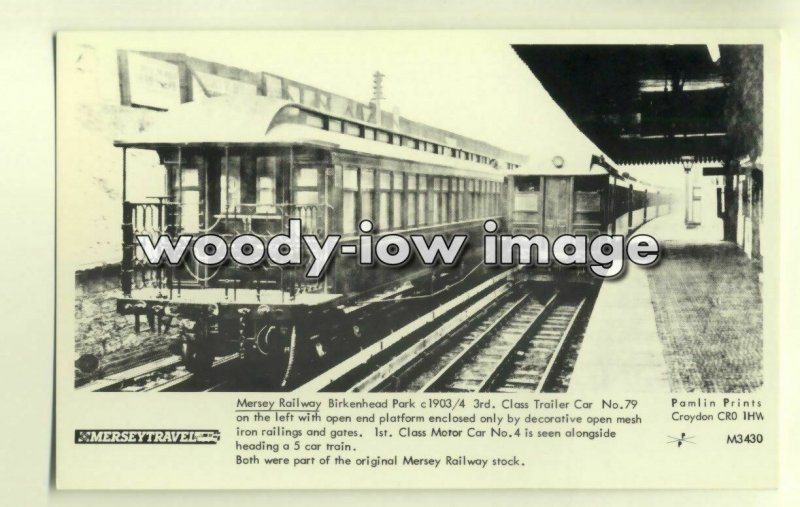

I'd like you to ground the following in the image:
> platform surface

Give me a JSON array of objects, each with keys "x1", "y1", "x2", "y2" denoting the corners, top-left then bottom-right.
[
  {"x1": 569, "y1": 211, "x2": 763, "y2": 393},
  {"x1": 568, "y1": 247, "x2": 671, "y2": 393}
]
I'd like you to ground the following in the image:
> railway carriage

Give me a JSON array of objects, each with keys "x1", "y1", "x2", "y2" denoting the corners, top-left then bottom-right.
[
  {"x1": 111, "y1": 94, "x2": 670, "y2": 389},
  {"x1": 506, "y1": 155, "x2": 669, "y2": 238},
  {"x1": 113, "y1": 95, "x2": 513, "y2": 388},
  {"x1": 504, "y1": 154, "x2": 670, "y2": 280}
]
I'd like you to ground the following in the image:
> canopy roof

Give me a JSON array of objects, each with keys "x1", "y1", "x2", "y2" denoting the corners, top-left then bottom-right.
[{"x1": 513, "y1": 45, "x2": 759, "y2": 165}]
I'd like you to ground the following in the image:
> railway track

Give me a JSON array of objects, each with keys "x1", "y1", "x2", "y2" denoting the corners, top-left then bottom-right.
[
  {"x1": 352, "y1": 284, "x2": 589, "y2": 393},
  {"x1": 83, "y1": 276, "x2": 591, "y2": 394},
  {"x1": 79, "y1": 353, "x2": 239, "y2": 392}
]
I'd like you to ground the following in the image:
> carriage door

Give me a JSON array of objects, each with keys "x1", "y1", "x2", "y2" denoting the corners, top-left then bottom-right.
[{"x1": 543, "y1": 177, "x2": 571, "y2": 237}]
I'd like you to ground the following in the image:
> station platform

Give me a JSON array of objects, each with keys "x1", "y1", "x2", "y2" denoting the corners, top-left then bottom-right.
[{"x1": 569, "y1": 211, "x2": 763, "y2": 393}]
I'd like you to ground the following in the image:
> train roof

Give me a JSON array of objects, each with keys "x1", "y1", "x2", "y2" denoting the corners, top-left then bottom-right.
[
  {"x1": 509, "y1": 154, "x2": 660, "y2": 192},
  {"x1": 121, "y1": 50, "x2": 528, "y2": 168},
  {"x1": 115, "y1": 95, "x2": 509, "y2": 180},
  {"x1": 116, "y1": 95, "x2": 285, "y2": 146},
  {"x1": 511, "y1": 154, "x2": 615, "y2": 177}
]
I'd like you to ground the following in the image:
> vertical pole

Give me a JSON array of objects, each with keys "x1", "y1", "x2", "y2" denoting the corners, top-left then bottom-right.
[
  {"x1": 122, "y1": 147, "x2": 128, "y2": 202},
  {"x1": 627, "y1": 184, "x2": 633, "y2": 235},
  {"x1": 176, "y1": 147, "x2": 182, "y2": 296},
  {"x1": 752, "y1": 170, "x2": 762, "y2": 261},
  {"x1": 121, "y1": 201, "x2": 133, "y2": 297},
  {"x1": 643, "y1": 189, "x2": 648, "y2": 223},
  {"x1": 224, "y1": 145, "x2": 230, "y2": 229},
  {"x1": 402, "y1": 173, "x2": 408, "y2": 229},
  {"x1": 289, "y1": 146, "x2": 296, "y2": 299},
  {"x1": 610, "y1": 178, "x2": 616, "y2": 234},
  {"x1": 177, "y1": 147, "x2": 183, "y2": 231},
  {"x1": 723, "y1": 164, "x2": 739, "y2": 242},
  {"x1": 656, "y1": 191, "x2": 660, "y2": 218},
  {"x1": 120, "y1": 147, "x2": 131, "y2": 301},
  {"x1": 201, "y1": 152, "x2": 208, "y2": 287},
  {"x1": 323, "y1": 166, "x2": 329, "y2": 294},
  {"x1": 684, "y1": 168, "x2": 691, "y2": 226},
  {"x1": 737, "y1": 173, "x2": 743, "y2": 248}
]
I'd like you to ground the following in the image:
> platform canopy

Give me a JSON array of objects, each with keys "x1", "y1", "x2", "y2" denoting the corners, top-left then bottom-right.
[{"x1": 512, "y1": 45, "x2": 763, "y2": 166}]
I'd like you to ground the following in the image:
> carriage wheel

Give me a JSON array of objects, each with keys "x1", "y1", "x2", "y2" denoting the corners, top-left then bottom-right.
[
  {"x1": 253, "y1": 325, "x2": 296, "y2": 389},
  {"x1": 181, "y1": 339, "x2": 213, "y2": 376}
]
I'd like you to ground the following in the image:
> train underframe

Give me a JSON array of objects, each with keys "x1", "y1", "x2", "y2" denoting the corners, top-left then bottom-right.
[
  {"x1": 116, "y1": 243, "x2": 493, "y2": 390},
  {"x1": 116, "y1": 294, "x2": 358, "y2": 389}
]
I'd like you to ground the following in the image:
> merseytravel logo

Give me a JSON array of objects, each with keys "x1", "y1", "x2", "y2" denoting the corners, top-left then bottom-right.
[{"x1": 75, "y1": 429, "x2": 220, "y2": 444}]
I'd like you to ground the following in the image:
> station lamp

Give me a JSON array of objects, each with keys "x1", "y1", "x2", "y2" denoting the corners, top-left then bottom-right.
[
  {"x1": 680, "y1": 156, "x2": 695, "y2": 226},
  {"x1": 680, "y1": 155, "x2": 695, "y2": 172}
]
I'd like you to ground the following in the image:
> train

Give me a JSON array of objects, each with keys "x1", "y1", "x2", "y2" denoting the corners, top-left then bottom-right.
[
  {"x1": 505, "y1": 154, "x2": 671, "y2": 280},
  {"x1": 112, "y1": 95, "x2": 669, "y2": 389}
]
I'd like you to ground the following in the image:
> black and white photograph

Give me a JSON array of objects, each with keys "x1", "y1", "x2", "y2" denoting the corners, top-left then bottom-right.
[
  {"x1": 45, "y1": 23, "x2": 788, "y2": 491},
  {"x1": 4, "y1": 0, "x2": 800, "y2": 500},
  {"x1": 63, "y1": 37, "x2": 764, "y2": 396}
]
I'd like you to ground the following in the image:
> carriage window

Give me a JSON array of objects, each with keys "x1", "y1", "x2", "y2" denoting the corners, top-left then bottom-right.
[
  {"x1": 378, "y1": 172, "x2": 391, "y2": 229},
  {"x1": 364, "y1": 127, "x2": 375, "y2": 140},
  {"x1": 173, "y1": 165, "x2": 200, "y2": 232},
  {"x1": 344, "y1": 122, "x2": 361, "y2": 137},
  {"x1": 304, "y1": 113, "x2": 324, "y2": 129},
  {"x1": 457, "y1": 180, "x2": 464, "y2": 221},
  {"x1": 406, "y1": 174, "x2": 417, "y2": 227},
  {"x1": 294, "y1": 167, "x2": 318, "y2": 209},
  {"x1": 257, "y1": 176, "x2": 275, "y2": 208},
  {"x1": 468, "y1": 179, "x2": 476, "y2": 219},
  {"x1": 515, "y1": 191, "x2": 539, "y2": 212},
  {"x1": 379, "y1": 172, "x2": 391, "y2": 189},
  {"x1": 439, "y1": 178, "x2": 455, "y2": 224},
  {"x1": 431, "y1": 178, "x2": 440, "y2": 225},
  {"x1": 360, "y1": 169, "x2": 374, "y2": 224},
  {"x1": 343, "y1": 168, "x2": 358, "y2": 234},
  {"x1": 256, "y1": 156, "x2": 278, "y2": 212},
  {"x1": 407, "y1": 192, "x2": 416, "y2": 227},
  {"x1": 476, "y1": 180, "x2": 483, "y2": 216},
  {"x1": 402, "y1": 137, "x2": 416, "y2": 149},
  {"x1": 418, "y1": 175, "x2": 428, "y2": 225},
  {"x1": 328, "y1": 118, "x2": 342, "y2": 133},
  {"x1": 376, "y1": 131, "x2": 390, "y2": 143},
  {"x1": 344, "y1": 167, "x2": 358, "y2": 190},
  {"x1": 220, "y1": 156, "x2": 242, "y2": 211},
  {"x1": 295, "y1": 168, "x2": 318, "y2": 188},
  {"x1": 392, "y1": 173, "x2": 403, "y2": 229},
  {"x1": 392, "y1": 135, "x2": 401, "y2": 146},
  {"x1": 457, "y1": 179, "x2": 464, "y2": 220}
]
